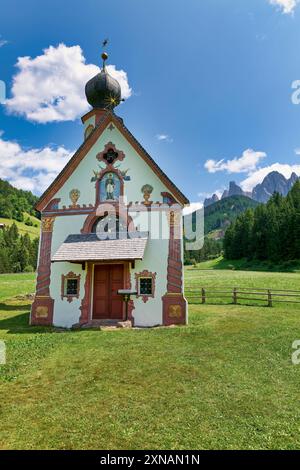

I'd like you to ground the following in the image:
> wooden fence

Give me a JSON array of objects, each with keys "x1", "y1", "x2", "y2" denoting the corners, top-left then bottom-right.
[{"x1": 186, "y1": 287, "x2": 300, "y2": 307}]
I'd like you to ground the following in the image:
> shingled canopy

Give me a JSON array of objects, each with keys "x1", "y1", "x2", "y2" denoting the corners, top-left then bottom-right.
[{"x1": 52, "y1": 233, "x2": 148, "y2": 262}]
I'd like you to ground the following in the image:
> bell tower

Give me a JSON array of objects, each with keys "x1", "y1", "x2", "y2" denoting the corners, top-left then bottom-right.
[{"x1": 82, "y1": 51, "x2": 122, "y2": 139}]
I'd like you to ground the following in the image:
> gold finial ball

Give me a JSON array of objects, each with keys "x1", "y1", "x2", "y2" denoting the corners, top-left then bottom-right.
[{"x1": 101, "y1": 52, "x2": 108, "y2": 61}]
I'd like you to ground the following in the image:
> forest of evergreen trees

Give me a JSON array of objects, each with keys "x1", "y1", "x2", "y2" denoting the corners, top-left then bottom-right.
[
  {"x1": 224, "y1": 181, "x2": 300, "y2": 262},
  {"x1": 0, "y1": 223, "x2": 39, "y2": 273},
  {"x1": 184, "y1": 237, "x2": 222, "y2": 265},
  {"x1": 0, "y1": 179, "x2": 39, "y2": 222}
]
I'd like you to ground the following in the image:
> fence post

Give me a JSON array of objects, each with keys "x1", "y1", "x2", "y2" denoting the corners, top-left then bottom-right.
[
  {"x1": 233, "y1": 287, "x2": 237, "y2": 305},
  {"x1": 268, "y1": 290, "x2": 272, "y2": 307},
  {"x1": 201, "y1": 288, "x2": 206, "y2": 304}
]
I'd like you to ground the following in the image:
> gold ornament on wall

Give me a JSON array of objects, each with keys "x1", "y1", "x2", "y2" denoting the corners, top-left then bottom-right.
[
  {"x1": 69, "y1": 189, "x2": 81, "y2": 207},
  {"x1": 169, "y1": 305, "x2": 182, "y2": 318},
  {"x1": 36, "y1": 306, "x2": 48, "y2": 318},
  {"x1": 141, "y1": 184, "x2": 153, "y2": 206},
  {"x1": 41, "y1": 217, "x2": 55, "y2": 232},
  {"x1": 167, "y1": 210, "x2": 182, "y2": 227}
]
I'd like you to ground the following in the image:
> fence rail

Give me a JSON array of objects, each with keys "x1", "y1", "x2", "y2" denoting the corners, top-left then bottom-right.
[{"x1": 186, "y1": 287, "x2": 300, "y2": 307}]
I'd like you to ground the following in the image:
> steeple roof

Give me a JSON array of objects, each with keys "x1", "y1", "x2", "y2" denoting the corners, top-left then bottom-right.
[{"x1": 85, "y1": 52, "x2": 121, "y2": 110}]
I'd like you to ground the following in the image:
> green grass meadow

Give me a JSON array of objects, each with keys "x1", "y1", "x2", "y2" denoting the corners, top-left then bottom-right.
[{"x1": 0, "y1": 268, "x2": 300, "y2": 449}]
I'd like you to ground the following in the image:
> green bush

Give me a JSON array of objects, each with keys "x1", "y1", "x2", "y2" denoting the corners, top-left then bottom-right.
[{"x1": 23, "y1": 265, "x2": 34, "y2": 273}]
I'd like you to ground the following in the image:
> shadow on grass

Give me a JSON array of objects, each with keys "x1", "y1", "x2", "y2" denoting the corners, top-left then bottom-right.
[
  {"x1": 188, "y1": 257, "x2": 300, "y2": 273},
  {"x1": 0, "y1": 301, "x2": 94, "y2": 335},
  {"x1": 0, "y1": 302, "x2": 30, "y2": 312},
  {"x1": 0, "y1": 303, "x2": 58, "y2": 334}
]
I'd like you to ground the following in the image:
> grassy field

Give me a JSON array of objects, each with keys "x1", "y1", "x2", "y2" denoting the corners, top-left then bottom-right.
[
  {"x1": 193, "y1": 256, "x2": 300, "y2": 272},
  {"x1": 0, "y1": 214, "x2": 40, "y2": 240},
  {"x1": 185, "y1": 260, "x2": 300, "y2": 308},
  {"x1": 0, "y1": 273, "x2": 36, "y2": 302},
  {"x1": 0, "y1": 269, "x2": 300, "y2": 449}
]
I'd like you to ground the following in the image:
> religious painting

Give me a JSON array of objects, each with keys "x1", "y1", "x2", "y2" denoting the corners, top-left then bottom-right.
[{"x1": 99, "y1": 172, "x2": 121, "y2": 201}]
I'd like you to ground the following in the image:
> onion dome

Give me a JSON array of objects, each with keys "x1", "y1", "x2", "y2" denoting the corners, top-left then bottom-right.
[{"x1": 85, "y1": 52, "x2": 121, "y2": 110}]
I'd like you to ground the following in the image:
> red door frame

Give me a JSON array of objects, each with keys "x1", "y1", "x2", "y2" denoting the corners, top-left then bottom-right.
[{"x1": 79, "y1": 261, "x2": 134, "y2": 325}]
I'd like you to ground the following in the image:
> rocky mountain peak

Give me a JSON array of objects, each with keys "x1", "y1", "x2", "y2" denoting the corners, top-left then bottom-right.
[
  {"x1": 204, "y1": 193, "x2": 219, "y2": 207},
  {"x1": 252, "y1": 171, "x2": 299, "y2": 203},
  {"x1": 203, "y1": 171, "x2": 299, "y2": 207}
]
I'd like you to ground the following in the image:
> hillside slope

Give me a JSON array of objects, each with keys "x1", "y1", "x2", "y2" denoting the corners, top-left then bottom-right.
[
  {"x1": 204, "y1": 195, "x2": 259, "y2": 235},
  {"x1": 0, "y1": 214, "x2": 40, "y2": 240}
]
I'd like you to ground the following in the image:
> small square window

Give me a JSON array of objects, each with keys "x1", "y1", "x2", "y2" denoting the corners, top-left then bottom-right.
[
  {"x1": 135, "y1": 270, "x2": 156, "y2": 303},
  {"x1": 139, "y1": 277, "x2": 152, "y2": 295},
  {"x1": 66, "y1": 279, "x2": 78, "y2": 296},
  {"x1": 61, "y1": 272, "x2": 81, "y2": 302}
]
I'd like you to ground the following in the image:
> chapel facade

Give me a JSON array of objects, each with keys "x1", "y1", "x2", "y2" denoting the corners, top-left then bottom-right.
[{"x1": 30, "y1": 52, "x2": 189, "y2": 328}]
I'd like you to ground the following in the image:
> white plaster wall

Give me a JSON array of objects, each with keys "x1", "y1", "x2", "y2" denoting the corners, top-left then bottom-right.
[
  {"x1": 51, "y1": 214, "x2": 86, "y2": 255},
  {"x1": 128, "y1": 210, "x2": 169, "y2": 326},
  {"x1": 50, "y1": 215, "x2": 87, "y2": 328},
  {"x1": 51, "y1": 261, "x2": 86, "y2": 328},
  {"x1": 131, "y1": 238, "x2": 169, "y2": 327}
]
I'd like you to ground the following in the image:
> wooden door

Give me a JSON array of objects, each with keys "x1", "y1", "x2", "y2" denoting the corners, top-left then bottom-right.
[
  {"x1": 93, "y1": 265, "x2": 124, "y2": 319},
  {"x1": 110, "y1": 264, "x2": 124, "y2": 319}
]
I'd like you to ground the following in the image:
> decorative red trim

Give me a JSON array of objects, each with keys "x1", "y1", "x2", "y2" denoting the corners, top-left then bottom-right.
[
  {"x1": 96, "y1": 141, "x2": 125, "y2": 166},
  {"x1": 79, "y1": 262, "x2": 92, "y2": 324},
  {"x1": 43, "y1": 204, "x2": 95, "y2": 217},
  {"x1": 162, "y1": 210, "x2": 186, "y2": 325},
  {"x1": 31, "y1": 297, "x2": 54, "y2": 326},
  {"x1": 31, "y1": 217, "x2": 55, "y2": 326},
  {"x1": 79, "y1": 261, "x2": 135, "y2": 325},
  {"x1": 135, "y1": 270, "x2": 156, "y2": 303},
  {"x1": 81, "y1": 109, "x2": 107, "y2": 124},
  {"x1": 161, "y1": 192, "x2": 177, "y2": 204},
  {"x1": 45, "y1": 198, "x2": 61, "y2": 211},
  {"x1": 43, "y1": 202, "x2": 182, "y2": 218},
  {"x1": 125, "y1": 262, "x2": 135, "y2": 322},
  {"x1": 162, "y1": 293, "x2": 187, "y2": 326},
  {"x1": 61, "y1": 272, "x2": 81, "y2": 303}
]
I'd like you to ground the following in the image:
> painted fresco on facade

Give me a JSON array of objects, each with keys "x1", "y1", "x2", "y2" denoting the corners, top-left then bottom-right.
[{"x1": 99, "y1": 172, "x2": 121, "y2": 201}]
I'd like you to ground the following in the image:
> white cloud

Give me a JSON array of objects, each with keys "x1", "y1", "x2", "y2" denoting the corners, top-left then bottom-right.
[
  {"x1": 0, "y1": 37, "x2": 8, "y2": 48},
  {"x1": 183, "y1": 202, "x2": 203, "y2": 216},
  {"x1": 204, "y1": 149, "x2": 266, "y2": 174},
  {"x1": 240, "y1": 163, "x2": 300, "y2": 192},
  {"x1": 0, "y1": 132, "x2": 73, "y2": 193},
  {"x1": 5, "y1": 43, "x2": 132, "y2": 123},
  {"x1": 295, "y1": 148, "x2": 300, "y2": 155},
  {"x1": 269, "y1": 0, "x2": 298, "y2": 14},
  {"x1": 156, "y1": 134, "x2": 173, "y2": 143}
]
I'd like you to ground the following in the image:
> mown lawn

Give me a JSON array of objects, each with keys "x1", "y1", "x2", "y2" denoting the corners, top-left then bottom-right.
[{"x1": 0, "y1": 270, "x2": 300, "y2": 449}]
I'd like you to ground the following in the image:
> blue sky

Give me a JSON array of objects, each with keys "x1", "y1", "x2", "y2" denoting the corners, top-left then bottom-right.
[{"x1": 1, "y1": 0, "x2": 300, "y2": 210}]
